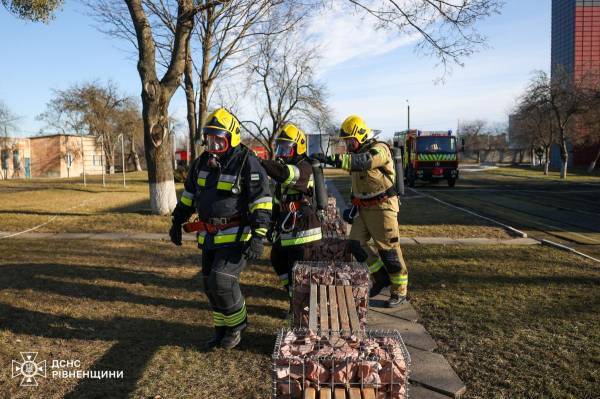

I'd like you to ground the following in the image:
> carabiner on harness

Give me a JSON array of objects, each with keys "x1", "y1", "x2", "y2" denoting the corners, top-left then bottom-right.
[{"x1": 280, "y1": 202, "x2": 298, "y2": 233}]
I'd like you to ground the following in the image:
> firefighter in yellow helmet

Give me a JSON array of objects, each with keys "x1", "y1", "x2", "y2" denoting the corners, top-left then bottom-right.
[
  {"x1": 169, "y1": 108, "x2": 272, "y2": 349},
  {"x1": 314, "y1": 115, "x2": 409, "y2": 307},
  {"x1": 260, "y1": 123, "x2": 323, "y2": 298}
]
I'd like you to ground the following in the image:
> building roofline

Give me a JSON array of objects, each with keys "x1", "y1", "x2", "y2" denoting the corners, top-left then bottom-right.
[{"x1": 29, "y1": 133, "x2": 96, "y2": 139}]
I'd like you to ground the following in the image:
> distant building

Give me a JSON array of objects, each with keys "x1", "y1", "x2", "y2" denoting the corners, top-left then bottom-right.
[
  {"x1": 0, "y1": 134, "x2": 104, "y2": 179},
  {"x1": 552, "y1": 0, "x2": 600, "y2": 80},
  {"x1": 551, "y1": 0, "x2": 600, "y2": 167},
  {"x1": 0, "y1": 137, "x2": 31, "y2": 179}
]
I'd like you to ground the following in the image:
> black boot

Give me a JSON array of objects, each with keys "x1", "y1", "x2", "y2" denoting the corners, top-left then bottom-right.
[
  {"x1": 220, "y1": 329, "x2": 242, "y2": 349},
  {"x1": 202, "y1": 327, "x2": 226, "y2": 350},
  {"x1": 369, "y1": 269, "x2": 391, "y2": 298},
  {"x1": 387, "y1": 293, "x2": 408, "y2": 308}
]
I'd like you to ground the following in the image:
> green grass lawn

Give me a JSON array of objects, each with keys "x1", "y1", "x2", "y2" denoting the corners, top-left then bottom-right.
[
  {"x1": 484, "y1": 165, "x2": 600, "y2": 183},
  {"x1": 1, "y1": 240, "x2": 597, "y2": 398},
  {"x1": 0, "y1": 172, "x2": 173, "y2": 233},
  {"x1": 325, "y1": 171, "x2": 511, "y2": 239}
]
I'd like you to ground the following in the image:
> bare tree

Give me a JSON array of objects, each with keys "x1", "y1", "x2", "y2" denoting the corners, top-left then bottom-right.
[
  {"x1": 524, "y1": 69, "x2": 592, "y2": 179},
  {"x1": 113, "y1": 98, "x2": 145, "y2": 171},
  {"x1": 459, "y1": 119, "x2": 487, "y2": 163},
  {"x1": 339, "y1": 0, "x2": 503, "y2": 73},
  {"x1": 246, "y1": 31, "x2": 328, "y2": 158},
  {"x1": 513, "y1": 97, "x2": 556, "y2": 175},
  {"x1": 0, "y1": 100, "x2": 20, "y2": 134},
  {"x1": 2, "y1": 0, "x2": 62, "y2": 22},
  {"x1": 87, "y1": 1, "x2": 224, "y2": 214},
  {"x1": 38, "y1": 81, "x2": 132, "y2": 174}
]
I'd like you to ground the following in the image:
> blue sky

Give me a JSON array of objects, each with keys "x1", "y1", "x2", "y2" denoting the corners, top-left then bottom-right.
[{"x1": 0, "y1": 1, "x2": 551, "y2": 139}]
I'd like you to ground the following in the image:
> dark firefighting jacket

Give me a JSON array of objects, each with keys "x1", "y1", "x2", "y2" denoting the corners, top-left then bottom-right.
[
  {"x1": 261, "y1": 156, "x2": 322, "y2": 247},
  {"x1": 173, "y1": 145, "x2": 272, "y2": 249}
]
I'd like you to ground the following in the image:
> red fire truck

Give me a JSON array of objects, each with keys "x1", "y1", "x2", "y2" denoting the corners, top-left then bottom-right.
[{"x1": 393, "y1": 130, "x2": 459, "y2": 187}]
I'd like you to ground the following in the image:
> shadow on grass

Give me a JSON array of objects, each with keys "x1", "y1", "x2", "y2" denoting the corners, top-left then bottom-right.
[
  {"x1": 0, "y1": 263, "x2": 284, "y2": 318},
  {"x1": 0, "y1": 302, "x2": 274, "y2": 398}
]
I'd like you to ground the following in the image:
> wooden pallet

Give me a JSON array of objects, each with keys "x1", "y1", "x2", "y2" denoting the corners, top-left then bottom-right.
[
  {"x1": 303, "y1": 387, "x2": 376, "y2": 399},
  {"x1": 308, "y1": 283, "x2": 361, "y2": 335}
]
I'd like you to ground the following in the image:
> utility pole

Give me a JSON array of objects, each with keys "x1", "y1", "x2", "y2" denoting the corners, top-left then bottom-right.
[
  {"x1": 119, "y1": 134, "x2": 126, "y2": 188},
  {"x1": 80, "y1": 133, "x2": 86, "y2": 186},
  {"x1": 406, "y1": 99, "x2": 411, "y2": 131}
]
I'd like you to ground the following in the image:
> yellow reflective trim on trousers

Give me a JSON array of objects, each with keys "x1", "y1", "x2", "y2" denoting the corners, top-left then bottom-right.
[
  {"x1": 250, "y1": 202, "x2": 273, "y2": 213},
  {"x1": 217, "y1": 181, "x2": 233, "y2": 191},
  {"x1": 280, "y1": 232, "x2": 322, "y2": 247},
  {"x1": 198, "y1": 233, "x2": 206, "y2": 244},
  {"x1": 213, "y1": 312, "x2": 226, "y2": 326},
  {"x1": 224, "y1": 303, "x2": 247, "y2": 326},
  {"x1": 390, "y1": 275, "x2": 408, "y2": 285},
  {"x1": 198, "y1": 178, "x2": 206, "y2": 186},
  {"x1": 180, "y1": 196, "x2": 193, "y2": 206},
  {"x1": 369, "y1": 259, "x2": 384, "y2": 273},
  {"x1": 213, "y1": 232, "x2": 252, "y2": 244}
]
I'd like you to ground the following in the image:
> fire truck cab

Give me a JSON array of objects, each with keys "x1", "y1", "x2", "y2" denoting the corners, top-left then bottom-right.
[{"x1": 393, "y1": 129, "x2": 459, "y2": 187}]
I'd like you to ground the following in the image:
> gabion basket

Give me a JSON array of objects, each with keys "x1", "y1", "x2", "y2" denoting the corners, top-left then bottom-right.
[
  {"x1": 272, "y1": 328, "x2": 411, "y2": 399},
  {"x1": 291, "y1": 261, "x2": 370, "y2": 332}
]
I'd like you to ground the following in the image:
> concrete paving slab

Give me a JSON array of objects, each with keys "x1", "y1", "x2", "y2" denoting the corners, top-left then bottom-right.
[
  {"x1": 399, "y1": 237, "x2": 418, "y2": 245},
  {"x1": 368, "y1": 297, "x2": 419, "y2": 323},
  {"x1": 455, "y1": 238, "x2": 499, "y2": 245},
  {"x1": 52, "y1": 233, "x2": 93, "y2": 240},
  {"x1": 90, "y1": 232, "x2": 131, "y2": 240},
  {"x1": 408, "y1": 346, "x2": 466, "y2": 398},
  {"x1": 368, "y1": 311, "x2": 438, "y2": 352},
  {"x1": 500, "y1": 238, "x2": 539, "y2": 245},
  {"x1": 15, "y1": 232, "x2": 58, "y2": 239},
  {"x1": 414, "y1": 237, "x2": 459, "y2": 245},
  {"x1": 409, "y1": 384, "x2": 453, "y2": 399},
  {"x1": 128, "y1": 233, "x2": 169, "y2": 241}
]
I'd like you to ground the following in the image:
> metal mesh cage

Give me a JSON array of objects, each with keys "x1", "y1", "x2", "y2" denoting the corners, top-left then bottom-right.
[
  {"x1": 291, "y1": 261, "x2": 370, "y2": 332},
  {"x1": 272, "y1": 328, "x2": 411, "y2": 399}
]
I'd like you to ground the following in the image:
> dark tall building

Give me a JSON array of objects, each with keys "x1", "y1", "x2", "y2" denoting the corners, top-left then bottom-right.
[{"x1": 552, "y1": 0, "x2": 600, "y2": 80}]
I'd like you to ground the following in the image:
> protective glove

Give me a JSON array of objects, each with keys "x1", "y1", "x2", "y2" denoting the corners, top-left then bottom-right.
[
  {"x1": 266, "y1": 227, "x2": 278, "y2": 243},
  {"x1": 342, "y1": 207, "x2": 357, "y2": 224},
  {"x1": 243, "y1": 235, "x2": 264, "y2": 260},
  {"x1": 312, "y1": 153, "x2": 340, "y2": 167},
  {"x1": 169, "y1": 220, "x2": 183, "y2": 246}
]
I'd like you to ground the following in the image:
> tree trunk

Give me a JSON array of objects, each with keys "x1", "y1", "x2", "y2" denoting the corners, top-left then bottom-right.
[
  {"x1": 559, "y1": 133, "x2": 568, "y2": 179},
  {"x1": 195, "y1": 8, "x2": 214, "y2": 158},
  {"x1": 130, "y1": 138, "x2": 142, "y2": 171},
  {"x1": 587, "y1": 145, "x2": 600, "y2": 173},
  {"x1": 109, "y1": 153, "x2": 116, "y2": 174},
  {"x1": 184, "y1": 38, "x2": 197, "y2": 159},
  {"x1": 544, "y1": 146, "x2": 550, "y2": 175},
  {"x1": 142, "y1": 91, "x2": 177, "y2": 215}
]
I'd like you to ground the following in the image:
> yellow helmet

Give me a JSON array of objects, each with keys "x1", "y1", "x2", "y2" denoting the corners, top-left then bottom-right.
[
  {"x1": 339, "y1": 115, "x2": 371, "y2": 144},
  {"x1": 203, "y1": 108, "x2": 241, "y2": 150},
  {"x1": 275, "y1": 123, "x2": 307, "y2": 157}
]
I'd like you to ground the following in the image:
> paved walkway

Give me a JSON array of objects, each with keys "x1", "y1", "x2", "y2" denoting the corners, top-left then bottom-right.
[
  {"x1": 369, "y1": 289, "x2": 467, "y2": 398},
  {"x1": 0, "y1": 230, "x2": 539, "y2": 245}
]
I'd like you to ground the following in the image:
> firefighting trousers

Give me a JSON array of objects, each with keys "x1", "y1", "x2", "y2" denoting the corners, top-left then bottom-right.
[
  {"x1": 348, "y1": 208, "x2": 409, "y2": 296},
  {"x1": 271, "y1": 240, "x2": 317, "y2": 296},
  {"x1": 201, "y1": 244, "x2": 247, "y2": 332}
]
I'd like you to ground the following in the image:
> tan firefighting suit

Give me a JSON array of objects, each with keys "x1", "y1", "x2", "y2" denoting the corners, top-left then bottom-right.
[{"x1": 342, "y1": 140, "x2": 409, "y2": 296}]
